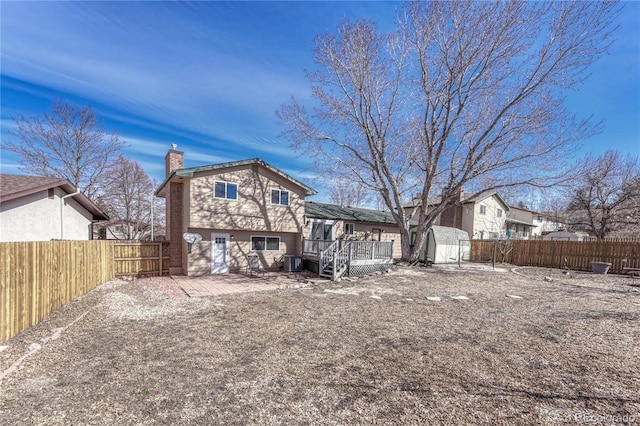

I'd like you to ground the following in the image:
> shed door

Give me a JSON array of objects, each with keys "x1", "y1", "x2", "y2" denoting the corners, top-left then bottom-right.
[{"x1": 211, "y1": 233, "x2": 230, "y2": 274}]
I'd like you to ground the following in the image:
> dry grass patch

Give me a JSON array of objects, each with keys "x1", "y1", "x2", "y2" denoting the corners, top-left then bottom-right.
[{"x1": 1, "y1": 265, "x2": 638, "y2": 425}]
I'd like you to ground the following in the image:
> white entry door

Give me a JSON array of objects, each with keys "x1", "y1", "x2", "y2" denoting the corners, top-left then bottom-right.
[{"x1": 211, "y1": 233, "x2": 230, "y2": 274}]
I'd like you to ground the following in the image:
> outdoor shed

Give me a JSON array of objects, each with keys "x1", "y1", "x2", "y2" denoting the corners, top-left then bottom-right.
[{"x1": 420, "y1": 225, "x2": 470, "y2": 264}]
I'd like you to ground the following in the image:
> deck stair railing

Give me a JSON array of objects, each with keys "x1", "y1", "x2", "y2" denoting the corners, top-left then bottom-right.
[
  {"x1": 328, "y1": 242, "x2": 351, "y2": 280},
  {"x1": 319, "y1": 240, "x2": 341, "y2": 278},
  {"x1": 304, "y1": 238, "x2": 394, "y2": 280}
]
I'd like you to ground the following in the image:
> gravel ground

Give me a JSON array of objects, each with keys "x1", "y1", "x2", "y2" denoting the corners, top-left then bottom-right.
[{"x1": 0, "y1": 265, "x2": 639, "y2": 425}]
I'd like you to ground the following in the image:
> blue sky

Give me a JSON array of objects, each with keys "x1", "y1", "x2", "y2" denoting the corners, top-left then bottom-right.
[{"x1": 1, "y1": 1, "x2": 639, "y2": 202}]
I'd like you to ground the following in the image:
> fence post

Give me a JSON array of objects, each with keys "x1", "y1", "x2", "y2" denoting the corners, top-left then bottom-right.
[
  {"x1": 492, "y1": 241, "x2": 496, "y2": 270},
  {"x1": 158, "y1": 242, "x2": 163, "y2": 276}
]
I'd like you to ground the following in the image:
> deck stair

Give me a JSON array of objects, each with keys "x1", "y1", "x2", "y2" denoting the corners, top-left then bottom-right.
[{"x1": 311, "y1": 239, "x2": 393, "y2": 280}]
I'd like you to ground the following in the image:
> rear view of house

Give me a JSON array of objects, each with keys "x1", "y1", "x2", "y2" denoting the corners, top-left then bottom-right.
[
  {"x1": 0, "y1": 174, "x2": 108, "y2": 241},
  {"x1": 155, "y1": 146, "x2": 316, "y2": 276}
]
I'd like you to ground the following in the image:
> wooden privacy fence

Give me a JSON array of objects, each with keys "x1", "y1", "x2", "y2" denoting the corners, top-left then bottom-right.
[
  {"x1": 1, "y1": 240, "x2": 114, "y2": 344},
  {"x1": 113, "y1": 241, "x2": 169, "y2": 278},
  {"x1": 1, "y1": 240, "x2": 170, "y2": 343},
  {"x1": 471, "y1": 239, "x2": 640, "y2": 273}
]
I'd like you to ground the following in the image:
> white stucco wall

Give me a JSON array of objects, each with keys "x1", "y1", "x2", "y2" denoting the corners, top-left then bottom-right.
[{"x1": 0, "y1": 187, "x2": 94, "y2": 241}]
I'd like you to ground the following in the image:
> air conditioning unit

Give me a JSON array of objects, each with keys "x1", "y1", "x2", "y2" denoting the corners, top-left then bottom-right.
[{"x1": 284, "y1": 255, "x2": 303, "y2": 272}]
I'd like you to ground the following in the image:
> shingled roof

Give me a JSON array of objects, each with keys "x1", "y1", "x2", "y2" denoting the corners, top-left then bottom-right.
[
  {"x1": 305, "y1": 201, "x2": 398, "y2": 225},
  {"x1": 0, "y1": 174, "x2": 108, "y2": 220}
]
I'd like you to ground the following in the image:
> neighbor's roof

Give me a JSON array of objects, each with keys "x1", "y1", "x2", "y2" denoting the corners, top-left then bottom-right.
[
  {"x1": 505, "y1": 217, "x2": 536, "y2": 227},
  {"x1": 404, "y1": 190, "x2": 510, "y2": 211},
  {"x1": 0, "y1": 174, "x2": 109, "y2": 221},
  {"x1": 305, "y1": 201, "x2": 399, "y2": 225},
  {"x1": 156, "y1": 158, "x2": 317, "y2": 197},
  {"x1": 460, "y1": 190, "x2": 511, "y2": 210}
]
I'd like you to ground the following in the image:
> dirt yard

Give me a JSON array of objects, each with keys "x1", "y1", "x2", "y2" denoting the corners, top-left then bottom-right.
[{"x1": 1, "y1": 265, "x2": 639, "y2": 425}]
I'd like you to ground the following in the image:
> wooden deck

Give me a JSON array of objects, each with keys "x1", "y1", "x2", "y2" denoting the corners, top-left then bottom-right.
[{"x1": 302, "y1": 239, "x2": 394, "y2": 280}]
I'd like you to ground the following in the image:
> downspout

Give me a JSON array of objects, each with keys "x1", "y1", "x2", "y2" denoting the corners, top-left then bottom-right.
[{"x1": 60, "y1": 189, "x2": 81, "y2": 240}]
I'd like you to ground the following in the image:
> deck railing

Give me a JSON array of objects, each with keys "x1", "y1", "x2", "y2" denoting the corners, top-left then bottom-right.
[
  {"x1": 303, "y1": 239, "x2": 393, "y2": 258},
  {"x1": 303, "y1": 239, "x2": 394, "y2": 279},
  {"x1": 349, "y1": 240, "x2": 393, "y2": 260},
  {"x1": 302, "y1": 239, "x2": 341, "y2": 256}
]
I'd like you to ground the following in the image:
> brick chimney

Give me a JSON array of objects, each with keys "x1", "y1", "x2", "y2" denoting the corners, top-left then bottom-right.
[
  {"x1": 164, "y1": 144, "x2": 185, "y2": 275},
  {"x1": 442, "y1": 186, "x2": 464, "y2": 203},
  {"x1": 440, "y1": 186, "x2": 464, "y2": 229},
  {"x1": 165, "y1": 144, "x2": 184, "y2": 177}
]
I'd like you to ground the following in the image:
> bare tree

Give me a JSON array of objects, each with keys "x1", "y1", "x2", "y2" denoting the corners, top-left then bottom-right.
[
  {"x1": 565, "y1": 150, "x2": 640, "y2": 240},
  {"x1": 96, "y1": 155, "x2": 161, "y2": 240},
  {"x1": 4, "y1": 100, "x2": 125, "y2": 199},
  {"x1": 329, "y1": 181, "x2": 371, "y2": 207},
  {"x1": 278, "y1": 1, "x2": 620, "y2": 261}
]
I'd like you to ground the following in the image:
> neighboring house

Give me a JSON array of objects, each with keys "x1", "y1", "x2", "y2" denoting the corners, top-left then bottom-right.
[
  {"x1": 505, "y1": 206, "x2": 536, "y2": 240},
  {"x1": 155, "y1": 146, "x2": 317, "y2": 275},
  {"x1": 0, "y1": 174, "x2": 108, "y2": 241},
  {"x1": 531, "y1": 213, "x2": 567, "y2": 237},
  {"x1": 406, "y1": 188, "x2": 510, "y2": 240},
  {"x1": 97, "y1": 219, "x2": 152, "y2": 240},
  {"x1": 441, "y1": 190, "x2": 510, "y2": 239},
  {"x1": 304, "y1": 201, "x2": 403, "y2": 259}
]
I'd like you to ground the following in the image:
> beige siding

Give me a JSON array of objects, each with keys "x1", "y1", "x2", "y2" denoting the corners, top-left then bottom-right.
[
  {"x1": 188, "y1": 165, "x2": 305, "y2": 233},
  {"x1": 186, "y1": 228, "x2": 301, "y2": 275}
]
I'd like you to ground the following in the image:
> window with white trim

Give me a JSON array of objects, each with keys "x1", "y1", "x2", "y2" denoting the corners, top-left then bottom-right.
[
  {"x1": 344, "y1": 223, "x2": 354, "y2": 235},
  {"x1": 497, "y1": 208, "x2": 503, "y2": 217},
  {"x1": 251, "y1": 236, "x2": 280, "y2": 251},
  {"x1": 479, "y1": 205, "x2": 487, "y2": 215},
  {"x1": 214, "y1": 181, "x2": 237, "y2": 200},
  {"x1": 271, "y1": 189, "x2": 289, "y2": 206}
]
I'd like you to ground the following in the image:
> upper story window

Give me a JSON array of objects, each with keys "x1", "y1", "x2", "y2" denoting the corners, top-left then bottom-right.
[
  {"x1": 479, "y1": 205, "x2": 487, "y2": 215},
  {"x1": 344, "y1": 223, "x2": 354, "y2": 235},
  {"x1": 271, "y1": 189, "x2": 289, "y2": 206},
  {"x1": 214, "y1": 181, "x2": 237, "y2": 200},
  {"x1": 497, "y1": 208, "x2": 503, "y2": 217}
]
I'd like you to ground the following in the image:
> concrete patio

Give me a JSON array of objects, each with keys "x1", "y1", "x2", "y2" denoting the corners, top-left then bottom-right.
[{"x1": 170, "y1": 271, "x2": 321, "y2": 297}]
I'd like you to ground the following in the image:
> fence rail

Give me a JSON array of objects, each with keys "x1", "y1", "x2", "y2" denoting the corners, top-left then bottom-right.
[
  {"x1": 1, "y1": 240, "x2": 169, "y2": 343},
  {"x1": 113, "y1": 241, "x2": 169, "y2": 278},
  {"x1": 471, "y1": 239, "x2": 640, "y2": 273}
]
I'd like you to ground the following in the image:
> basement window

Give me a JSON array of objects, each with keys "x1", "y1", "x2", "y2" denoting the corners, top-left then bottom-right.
[{"x1": 251, "y1": 236, "x2": 280, "y2": 251}]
